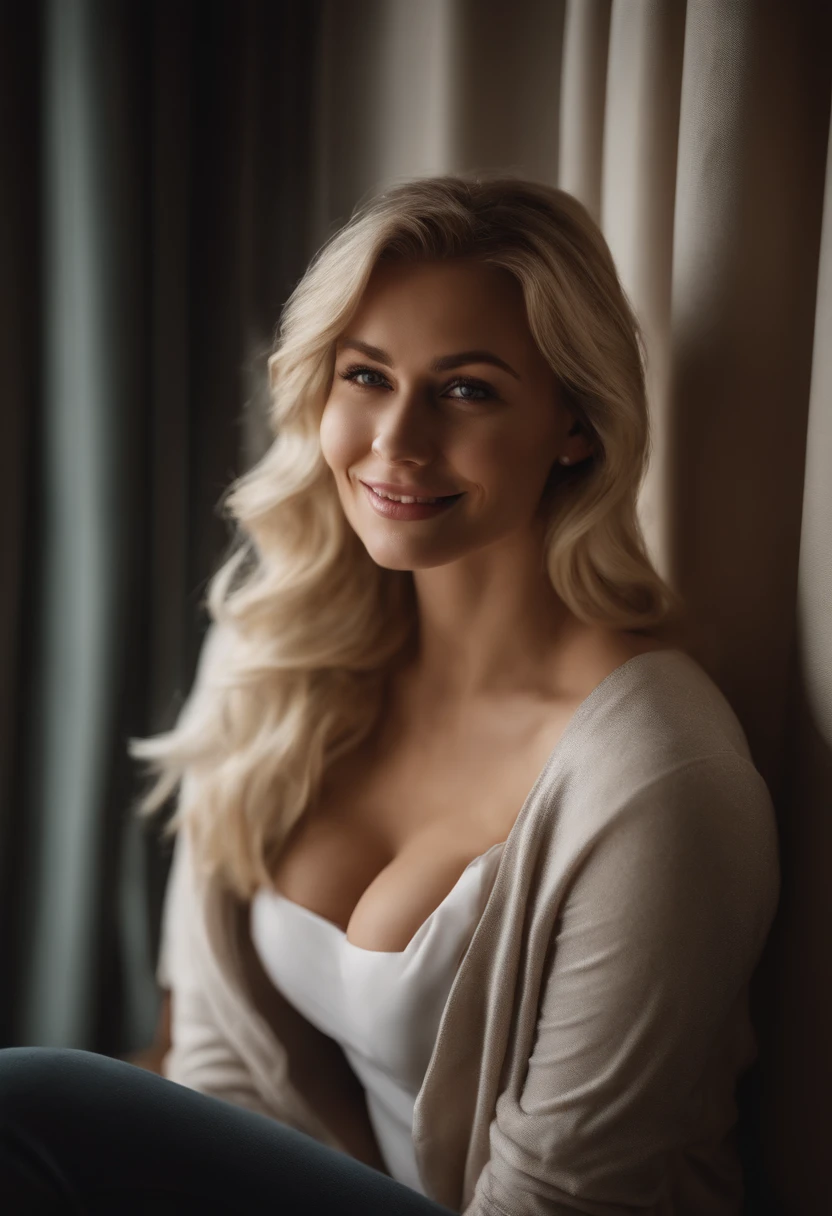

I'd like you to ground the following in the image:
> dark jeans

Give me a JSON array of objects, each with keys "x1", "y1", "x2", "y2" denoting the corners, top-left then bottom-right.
[{"x1": 0, "y1": 1047, "x2": 458, "y2": 1215}]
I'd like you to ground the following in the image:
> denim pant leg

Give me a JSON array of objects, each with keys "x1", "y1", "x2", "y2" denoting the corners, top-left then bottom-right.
[{"x1": 0, "y1": 1047, "x2": 458, "y2": 1216}]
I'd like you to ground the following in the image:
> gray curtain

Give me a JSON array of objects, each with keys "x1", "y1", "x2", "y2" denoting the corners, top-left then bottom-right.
[
  {"x1": 0, "y1": 0, "x2": 323, "y2": 1052},
  {"x1": 2, "y1": 1, "x2": 830, "y2": 1212}
]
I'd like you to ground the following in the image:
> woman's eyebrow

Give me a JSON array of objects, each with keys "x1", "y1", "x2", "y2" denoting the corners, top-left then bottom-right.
[{"x1": 336, "y1": 337, "x2": 521, "y2": 380}]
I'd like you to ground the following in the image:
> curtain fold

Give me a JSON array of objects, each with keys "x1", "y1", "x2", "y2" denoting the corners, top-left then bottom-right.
[
  {"x1": 0, "y1": 0, "x2": 42, "y2": 1050},
  {"x1": 17, "y1": 0, "x2": 149, "y2": 1050},
  {"x1": 2, "y1": 0, "x2": 324, "y2": 1056},
  {"x1": 2, "y1": 0, "x2": 830, "y2": 1209},
  {"x1": 763, "y1": 74, "x2": 832, "y2": 1210},
  {"x1": 661, "y1": 8, "x2": 831, "y2": 1208}
]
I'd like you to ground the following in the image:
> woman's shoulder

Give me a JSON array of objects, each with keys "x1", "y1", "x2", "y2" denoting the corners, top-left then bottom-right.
[
  {"x1": 544, "y1": 636, "x2": 770, "y2": 834},
  {"x1": 592, "y1": 636, "x2": 755, "y2": 765}
]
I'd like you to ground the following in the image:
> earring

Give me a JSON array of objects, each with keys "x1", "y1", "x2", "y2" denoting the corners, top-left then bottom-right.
[{"x1": 559, "y1": 455, "x2": 571, "y2": 465}]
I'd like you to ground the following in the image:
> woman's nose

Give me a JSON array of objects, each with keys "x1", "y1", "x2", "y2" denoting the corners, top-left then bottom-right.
[{"x1": 370, "y1": 392, "x2": 442, "y2": 460}]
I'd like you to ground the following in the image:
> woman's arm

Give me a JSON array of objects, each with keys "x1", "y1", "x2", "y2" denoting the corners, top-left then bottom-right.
[
  {"x1": 467, "y1": 754, "x2": 780, "y2": 1215},
  {"x1": 156, "y1": 820, "x2": 389, "y2": 1173}
]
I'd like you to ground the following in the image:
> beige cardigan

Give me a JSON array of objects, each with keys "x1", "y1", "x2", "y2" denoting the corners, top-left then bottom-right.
[{"x1": 156, "y1": 644, "x2": 780, "y2": 1215}]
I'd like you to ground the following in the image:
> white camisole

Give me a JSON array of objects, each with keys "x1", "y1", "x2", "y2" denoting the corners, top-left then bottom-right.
[{"x1": 249, "y1": 840, "x2": 506, "y2": 1193}]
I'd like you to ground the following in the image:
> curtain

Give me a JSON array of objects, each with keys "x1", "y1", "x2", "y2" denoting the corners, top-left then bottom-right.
[
  {"x1": 2, "y1": 1, "x2": 829, "y2": 1211},
  {"x1": 0, "y1": 0, "x2": 324, "y2": 1050}
]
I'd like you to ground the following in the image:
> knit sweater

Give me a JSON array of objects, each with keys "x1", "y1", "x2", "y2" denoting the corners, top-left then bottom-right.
[{"x1": 156, "y1": 643, "x2": 780, "y2": 1215}]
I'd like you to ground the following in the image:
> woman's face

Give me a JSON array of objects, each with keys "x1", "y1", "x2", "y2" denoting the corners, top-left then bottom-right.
[{"x1": 320, "y1": 256, "x2": 586, "y2": 571}]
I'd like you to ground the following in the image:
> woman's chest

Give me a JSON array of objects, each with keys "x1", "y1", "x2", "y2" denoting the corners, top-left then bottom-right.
[{"x1": 267, "y1": 692, "x2": 582, "y2": 952}]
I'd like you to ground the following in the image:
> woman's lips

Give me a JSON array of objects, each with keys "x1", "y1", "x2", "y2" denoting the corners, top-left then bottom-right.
[{"x1": 361, "y1": 481, "x2": 465, "y2": 521}]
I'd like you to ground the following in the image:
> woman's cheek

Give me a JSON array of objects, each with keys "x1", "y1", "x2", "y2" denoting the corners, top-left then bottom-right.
[{"x1": 319, "y1": 401, "x2": 357, "y2": 472}]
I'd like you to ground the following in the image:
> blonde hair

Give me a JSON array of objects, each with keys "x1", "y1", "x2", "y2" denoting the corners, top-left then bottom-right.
[{"x1": 129, "y1": 172, "x2": 699, "y2": 901}]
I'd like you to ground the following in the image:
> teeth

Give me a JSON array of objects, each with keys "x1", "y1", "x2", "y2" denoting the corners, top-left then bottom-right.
[{"x1": 373, "y1": 488, "x2": 443, "y2": 504}]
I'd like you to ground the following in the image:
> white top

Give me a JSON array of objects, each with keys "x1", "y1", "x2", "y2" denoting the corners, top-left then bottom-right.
[{"x1": 250, "y1": 840, "x2": 506, "y2": 1193}]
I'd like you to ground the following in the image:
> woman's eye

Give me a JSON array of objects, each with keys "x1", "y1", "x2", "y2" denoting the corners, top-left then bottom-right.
[
  {"x1": 448, "y1": 382, "x2": 488, "y2": 401},
  {"x1": 337, "y1": 364, "x2": 492, "y2": 402},
  {"x1": 340, "y1": 367, "x2": 386, "y2": 389}
]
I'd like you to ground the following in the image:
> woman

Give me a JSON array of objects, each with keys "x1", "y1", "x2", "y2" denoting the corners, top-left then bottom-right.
[{"x1": 0, "y1": 174, "x2": 780, "y2": 1214}]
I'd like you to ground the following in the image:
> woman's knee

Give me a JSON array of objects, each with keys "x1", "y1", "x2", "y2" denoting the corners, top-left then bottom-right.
[{"x1": 0, "y1": 1046, "x2": 110, "y2": 1120}]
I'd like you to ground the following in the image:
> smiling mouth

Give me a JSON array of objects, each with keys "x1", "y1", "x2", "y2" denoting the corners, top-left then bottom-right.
[
  {"x1": 367, "y1": 488, "x2": 461, "y2": 504},
  {"x1": 361, "y1": 481, "x2": 465, "y2": 518}
]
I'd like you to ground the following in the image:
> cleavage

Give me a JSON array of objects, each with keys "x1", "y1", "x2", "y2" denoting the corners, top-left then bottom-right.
[{"x1": 270, "y1": 809, "x2": 503, "y2": 953}]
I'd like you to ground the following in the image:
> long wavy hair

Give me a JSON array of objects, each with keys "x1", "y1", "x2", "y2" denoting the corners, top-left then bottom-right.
[{"x1": 128, "y1": 172, "x2": 700, "y2": 901}]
